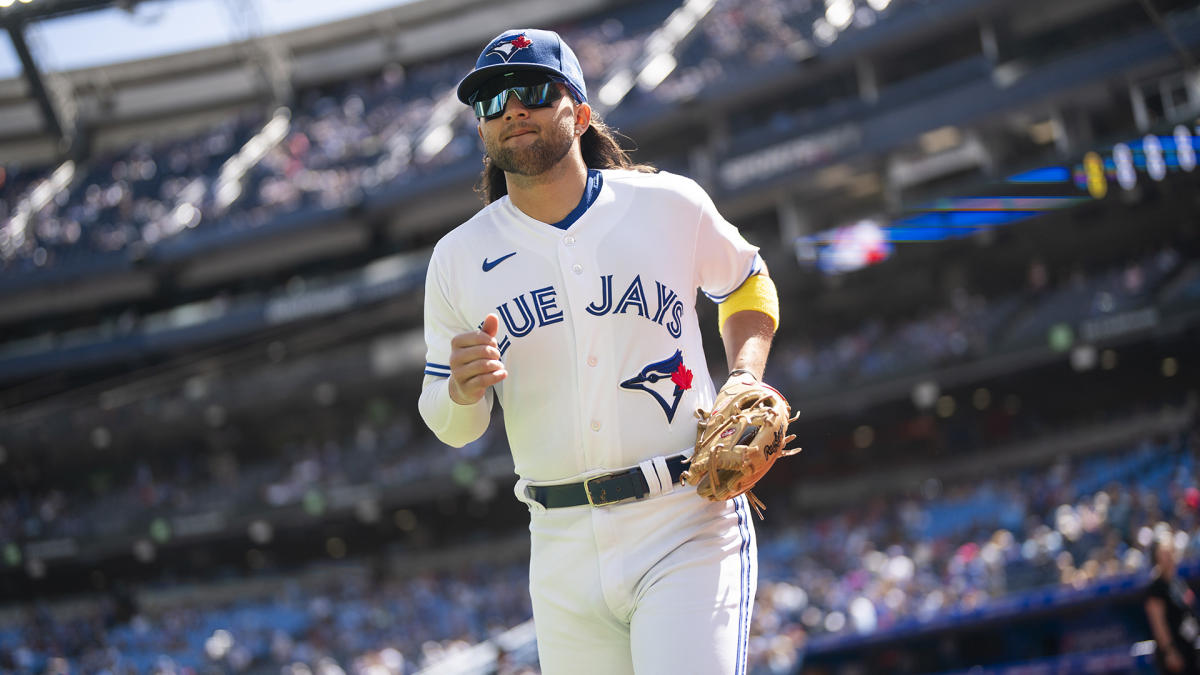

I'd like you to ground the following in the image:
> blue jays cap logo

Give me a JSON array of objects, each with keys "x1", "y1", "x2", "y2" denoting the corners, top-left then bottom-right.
[
  {"x1": 486, "y1": 33, "x2": 534, "y2": 63},
  {"x1": 457, "y1": 28, "x2": 588, "y2": 105},
  {"x1": 620, "y1": 349, "x2": 694, "y2": 423}
]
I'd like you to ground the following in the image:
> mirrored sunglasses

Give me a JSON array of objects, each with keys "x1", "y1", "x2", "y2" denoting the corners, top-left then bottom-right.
[{"x1": 471, "y1": 77, "x2": 563, "y2": 120}]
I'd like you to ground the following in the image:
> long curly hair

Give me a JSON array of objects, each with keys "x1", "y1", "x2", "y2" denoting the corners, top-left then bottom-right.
[{"x1": 476, "y1": 115, "x2": 656, "y2": 204}]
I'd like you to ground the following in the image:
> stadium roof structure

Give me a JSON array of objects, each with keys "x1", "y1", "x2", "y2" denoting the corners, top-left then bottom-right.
[
  {"x1": 0, "y1": 0, "x2": 135, "y2": 27},
  {"x1": 0, "y1": 0, "x2": 136, "y2": 143},
  {"x1": 0, "y1": 0, "x2": 622, "y2": 162}
]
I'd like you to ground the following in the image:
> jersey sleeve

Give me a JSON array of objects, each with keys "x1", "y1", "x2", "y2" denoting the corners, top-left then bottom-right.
[
  {"x1": 418, "y1": 243, "x2": 493, "y2": 448},
  {"x1": 688, "y1": 179, "x2": 762, "y2": 303}
]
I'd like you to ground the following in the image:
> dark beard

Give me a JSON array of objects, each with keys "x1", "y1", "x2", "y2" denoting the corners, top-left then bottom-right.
[{"x1": 487, "y1": 120, "x2": 574, "y2": 177}]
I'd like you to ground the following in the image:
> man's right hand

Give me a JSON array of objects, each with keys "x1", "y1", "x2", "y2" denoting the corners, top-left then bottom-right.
[{"x1": 448, "y1": 313, "x2": 508, "y2": 405}]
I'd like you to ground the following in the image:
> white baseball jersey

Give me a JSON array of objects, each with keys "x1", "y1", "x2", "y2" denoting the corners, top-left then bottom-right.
[{"x1": 419, "y1": 169, "x2": 761, "y2": 482}]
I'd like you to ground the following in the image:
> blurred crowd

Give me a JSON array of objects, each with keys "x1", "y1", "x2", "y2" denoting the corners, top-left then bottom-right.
[
  {"x1": 773, "y1": 246, "x2": 1188, "y2": 394},
  {"x1": 0, "y1": 562, "x2": 532, "y2": 675},
  {"x1": 2, "y1": 425, "x2": 1195, "y2": 674},
  {"x1": 0, "y1": 408, "x2": 509, "y2": 546},
  {"x1": 2, "y1": 241, "x2": 1194, "y2": 558},
  {"x1": 0, "y1": 0, "x2": 918, "y2": 277},
  {"x1": 2, "y1": 239, "x2": 1192, "y2": 550},
  {"x1": 749, "y1": 431, "x2": 1200, "y2": 673},
  {"x1": 0, "y1": 246, "x2": 1194, "y2": 671},
  {"x1": 1, "y1": 244, "x2": 1191, "y2": 672}
]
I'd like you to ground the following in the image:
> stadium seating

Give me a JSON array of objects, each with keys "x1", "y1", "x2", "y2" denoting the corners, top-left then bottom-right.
[
  {"x1": 0, "y1": 244, "x2": 1187, "y2": 549},
  {"x1": 2, "y1": 426, "x2": 1195, "y2": 673}
]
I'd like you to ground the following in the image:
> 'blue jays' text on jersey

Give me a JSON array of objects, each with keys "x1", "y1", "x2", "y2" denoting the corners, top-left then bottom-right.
[{"x1": 420, "y1": 169, "x2": 762, "y2": 482}]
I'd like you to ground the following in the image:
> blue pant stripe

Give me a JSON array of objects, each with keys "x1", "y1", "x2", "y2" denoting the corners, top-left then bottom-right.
[{"x1": 734, "y1": 495, "x2": 751, "y2": 675}]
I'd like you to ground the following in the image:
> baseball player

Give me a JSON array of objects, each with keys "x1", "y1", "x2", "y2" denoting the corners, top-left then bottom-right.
[{"x1": 418, "y1": 28, "x2": 783, "y2": 674}]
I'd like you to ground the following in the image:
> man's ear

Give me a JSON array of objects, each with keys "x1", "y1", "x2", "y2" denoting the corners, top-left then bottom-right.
[{"x1": 575, "y1": 102, "x2": 593, "y2": 136}]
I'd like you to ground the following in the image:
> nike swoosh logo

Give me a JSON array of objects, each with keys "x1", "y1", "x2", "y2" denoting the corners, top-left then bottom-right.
[{"x1": 482, "y1": 252, "x2": 517, "y2": 272}]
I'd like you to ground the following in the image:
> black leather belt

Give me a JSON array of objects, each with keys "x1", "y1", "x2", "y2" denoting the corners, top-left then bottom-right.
[{"x1": 526, "y1": 455, "x2": 689, "y2": 508}]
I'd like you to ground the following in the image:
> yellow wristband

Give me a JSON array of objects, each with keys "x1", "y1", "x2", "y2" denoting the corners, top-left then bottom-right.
[{"x1": 718, "y1": 273, "x2": 779, "y2": 335}]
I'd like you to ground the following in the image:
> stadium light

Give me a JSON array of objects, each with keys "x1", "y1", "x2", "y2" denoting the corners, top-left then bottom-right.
[
  {"x1": 417, "y1": 124, "x2": 453, "y2": 160},
  {"x1": 216, "y1": 108, "x2": 290, "y2": 213},
  {"x1": 595, "y1": 0, "x2": 715, "y2": 112},
  {"x1": 637, "y1": 52, "x2": 677, "y2": 90},
  {"x1": 0, "y1": 0, "x2": 16, "y2": 8},
  {"x1": 598, "y1": 70, "x2": 635, "y2": 108},
  {"x1": 415, "y1": 91, "x2": 463, "y2": 161},
  {"x1": 825, "y1": 0, "x2": 854, "y2": 31},
  {"x1": 867, "y1": 0, "x2": 891, "y2": 10},
  {"x1": 1, "y1": 159, "x2": 76, "y2": 261}
]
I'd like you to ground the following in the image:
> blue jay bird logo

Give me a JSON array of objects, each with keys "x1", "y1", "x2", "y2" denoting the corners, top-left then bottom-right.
[
  {"x1": 620, "y1": 349, "x2": 694, "y2": 422},
  {"x1": 486, "y1": 34, "x2": 533, "y2": 63}
]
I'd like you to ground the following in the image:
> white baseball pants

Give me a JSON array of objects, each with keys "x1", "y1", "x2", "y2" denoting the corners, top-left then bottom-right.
[{"x1": 519, "y1": 480, "x2": 757, "y2": 675}]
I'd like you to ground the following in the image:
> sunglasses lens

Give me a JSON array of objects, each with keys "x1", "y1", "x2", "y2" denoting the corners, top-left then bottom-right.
[
  {"x1": 516, "y1": 83, "x2": 554, "y2": 107},
  {"x1": 473, "y1": 95, "x2": 505, "y2": 119},
  {"x1": 473, "y1": 79, "x2": 558, "y2": 119}
]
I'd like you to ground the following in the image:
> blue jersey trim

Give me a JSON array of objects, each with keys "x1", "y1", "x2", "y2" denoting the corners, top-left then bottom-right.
[
  {"x1": 548, "y1": 169, "x2": 603, "y2": 230},
  {"x1": 425, "y1": 362, "x2": 450, "y2": 369},
  {"x1": 704, "y1": 254, "x2": 763, "y2": 303},
  {"x1": 424, "y1": 370, "x2": 450, "y2": 378}
]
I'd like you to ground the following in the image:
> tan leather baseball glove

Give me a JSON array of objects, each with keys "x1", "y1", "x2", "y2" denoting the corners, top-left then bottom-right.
[{"x1": 682, "y1": 372, "x2": 800, "y2": 519}]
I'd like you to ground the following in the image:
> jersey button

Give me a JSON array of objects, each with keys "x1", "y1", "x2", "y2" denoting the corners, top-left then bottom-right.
[
  {"x1": 572, "y1": 264, "x2": 584, "y2": 275},
  {"x1": 591, "y1": 420, "x2": 601, "y2": 432},
  {"x1": 587, "y1": 356, "x2": 598, "y2": 367},
  {"x1": 564, "y1": 235, "x2": 576, "y2": 246}
]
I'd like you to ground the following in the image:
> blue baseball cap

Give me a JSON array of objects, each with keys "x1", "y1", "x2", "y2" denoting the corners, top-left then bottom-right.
[{"x1": 456, "y1": 29, "x2": 587, "y2": 106}]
